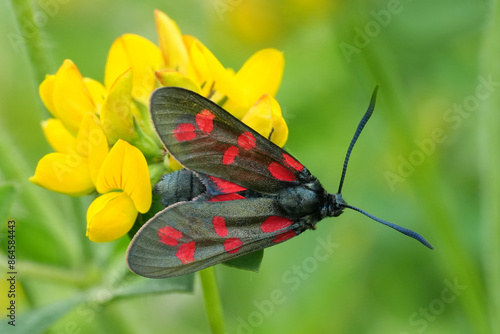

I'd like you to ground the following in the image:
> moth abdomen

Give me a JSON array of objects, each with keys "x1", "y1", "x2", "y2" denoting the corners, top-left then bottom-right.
[{"x1": 155, "y1": 169, "x2": 206, "y2": 207}]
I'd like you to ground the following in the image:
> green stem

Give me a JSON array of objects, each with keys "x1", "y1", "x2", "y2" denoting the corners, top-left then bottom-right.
[
  {"x1": 199, "y1": 267, "x2": 226, "y2": 334},
  {"x1": 10, "y1": 0, "x2": 54, "y2": 86},
  {"x1": 479, "y1": 0, "x2": 500, "y2": 332}
]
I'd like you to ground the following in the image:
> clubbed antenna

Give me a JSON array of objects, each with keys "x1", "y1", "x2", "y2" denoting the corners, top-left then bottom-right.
[
  {"x1": 338, "y1": 86, "x2": 378, "y2": 194},
  {"x1": 343, "y1": 204, "x2": 434, "y2": 249},
  {"x1": 337, "y1": 87, "x2": 434, "y2": 250}
]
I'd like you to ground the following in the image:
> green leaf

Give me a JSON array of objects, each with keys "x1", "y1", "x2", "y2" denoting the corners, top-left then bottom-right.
[
  {"x1": 0, "y1": 270, "x2": 194, "y2": 334},
  {"x1": 0, "y1": 293, "x2": 87, "y2": 334},
  {"x1": 114, "y1": 272, "x2": 195, "y2": 298},
  {"x1": 222, "y1": 249, "x2": 264, "y2": 272}
]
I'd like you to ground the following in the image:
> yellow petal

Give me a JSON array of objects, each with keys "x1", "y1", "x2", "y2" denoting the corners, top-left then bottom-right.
[
  {"x1": 241, "y1": 94, "x2": 288, "y2": 147},
  {"x1": 76, "y1": 114, "x2": 109, "y2": 185},
  {"x1": 268, "y1": 96, "x2": 288, "y2": 147},
  {"x1": 155, "y1": 69, "x2": 201, "y2": 93},
  {"x1": 83, "y1": 78, "x2": 106, "y2": 114},
  {"x1": 86, "y1": 192, "x2": 138, "y2": 242},
  {"x1": 155, "y1": 9, "x2": 189, "y2": 74},
  {"x1": 226, "y1": 49, "x2": 284, "y2": 107},
  {"x1": 42, "y1": 118, "x2": 76, "y2": 154},
  {"x1": 96, "y1": 140, "x2": 152, "y2": 213},
  {"x1": 39, "y1": 75, "x2": 56, "y2": 115},
  {"x1": 100, "y1": 69, "x2": 138, "y2": 145},
  {"x1": 29, "y1": 152, "x2": 94, "y2": 196},
  {"x1": 189, "y1": 39, "x2": 232, "y2": 97},
  {"x1": 183, "y1": 35, "x2": 202, "y2": 81},
  {"x1": 104, "y1": 34, "x2": 162, "y2": 104},
  {"x1": 52, "y1": 59, "x2": 96, "y2": 135},
  {"x1": 167, "y1": 155, "x2": 183, "y2": 171}
]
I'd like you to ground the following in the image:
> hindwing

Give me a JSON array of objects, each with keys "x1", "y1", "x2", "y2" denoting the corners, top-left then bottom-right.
[{"x1": 127, "y1": 198, "x2": 306, "y2": 278}]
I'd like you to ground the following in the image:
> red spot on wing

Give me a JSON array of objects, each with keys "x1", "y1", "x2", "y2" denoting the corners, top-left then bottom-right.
[
  {"x1": 238, "y1": 132, "x2": 256, "y2": 150},
  {"x1": 283, "y1": 153, "x2": 304, "y2": 171},
  {"x1": 209, "y1": 176, "x2": 246, "y2": 193},
  {"x1": 173, "y1": 123, "x2": 196, "y2": 142},
  {"x1": 272, "y1": 230, "x2": 296, "y2": 243},
  {"x1": 209, "y1": 194, "x2": 246, "y2": 202},
  {"x1": 212, "y1": 216, "x2": 228, "y2": 237},
  {"x1": 268, "y1": 162, "x2": 297, "y2": 181},
  {"x1": 260, "y1": 216, "x2": 293, "y2": 233},
  {"x1": 222, "y1": 146, "x2": 239, "y2": 165},
  {"x1": 158, "y1": 226, "x2": 183, "y2": 246},
  {"x1": 196, "y1": 109, "x2": 215, "y2": 133},
  {"x1": 224, "y1": 238, "x2": 243, "y2": 254},
  {"x1": 176, "y1": 241, "x2": 195, "y2": 264}
]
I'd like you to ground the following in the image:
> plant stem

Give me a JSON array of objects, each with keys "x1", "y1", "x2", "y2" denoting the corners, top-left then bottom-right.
[
  {"x1": 10, "y1": 0, "x2": 54, "y2": 86},
  {"x1": 199, "y1": 267, "x2": 226, "y2": 334}
]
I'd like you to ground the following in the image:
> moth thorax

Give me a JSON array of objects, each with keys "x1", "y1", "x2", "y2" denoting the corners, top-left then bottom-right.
[
  {"x1": 327, "y1": 193, "x2": 346, "y2": 217},
  {"x1": 276, "y1": 183, "x2": 323, "y2": 217}
]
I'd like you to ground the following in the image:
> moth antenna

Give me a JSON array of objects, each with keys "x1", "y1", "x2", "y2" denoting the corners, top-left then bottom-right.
[
  {"x1": 338, "y1": 86, "x2": 379, "y2": 194},
  {"x1": 343, "y1": 204, "x2": 434, "y2": 249}
]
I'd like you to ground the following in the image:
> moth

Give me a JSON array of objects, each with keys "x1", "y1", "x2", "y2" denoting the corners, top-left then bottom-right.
[{"x1": 126, "y1": 87, "x2": 433, "y2": 278}]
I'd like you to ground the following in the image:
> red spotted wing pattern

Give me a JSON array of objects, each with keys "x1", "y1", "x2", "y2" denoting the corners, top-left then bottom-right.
[
  {"x1": 127, "y1": 198, "x2": 306, "y2": 278},
  {"x1": 127, "y1": 87, "x2": 434, "y2": 279},
  {"x1": 150, "y1": 87, "x2": 310, "y2": 194}
]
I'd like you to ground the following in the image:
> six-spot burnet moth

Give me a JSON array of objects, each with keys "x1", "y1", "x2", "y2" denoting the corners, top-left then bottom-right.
[{"x1": 126, "y1": 86, "x2": 434, "y2": 279}]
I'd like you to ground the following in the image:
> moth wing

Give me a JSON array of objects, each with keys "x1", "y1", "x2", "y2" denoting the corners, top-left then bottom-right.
[
  {"x1": 150, "y1": 87, "x2": 308, "y2": 194},
  {"x1": 126, "y1": 198, "x2": 305, "y2": 278}
]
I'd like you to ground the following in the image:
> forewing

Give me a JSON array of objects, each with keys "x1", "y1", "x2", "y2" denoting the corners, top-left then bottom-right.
[
  {"x1": 150, "y1": 87, "x2": 307, "y2": 194},
  {"x1": 126, "y1": 198, "x2": 306, "y2": 278}
]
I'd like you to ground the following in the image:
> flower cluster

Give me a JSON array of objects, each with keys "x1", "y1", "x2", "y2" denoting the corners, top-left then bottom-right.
[{"x1": 30, "y1": 10, "x2": 288, "y2": 242}]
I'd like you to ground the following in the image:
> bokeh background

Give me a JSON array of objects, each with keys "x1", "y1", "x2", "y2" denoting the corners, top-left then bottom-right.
[{"x1": 0, "y1": 0, "x2": 498, "y2": 333}]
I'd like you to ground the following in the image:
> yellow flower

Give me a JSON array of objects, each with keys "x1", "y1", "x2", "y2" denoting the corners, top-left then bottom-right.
[
  {"x1": 104, "y1": 33, "x2": 163, "y2": 105},
  {"x1": 31, "y1": 9, "x2": 290, "y2": 244},
  {"x1": 154, "y1": 10, "x2": 287, "y2": 147},
  {"x1": 39, "y1": 59, "x2": 105, "y2": 135},
  {"x1": 30, "y1": 114, "x2": 108, "y2": 196},
  {"x1": 241, "y1": 94, "x2": 288, "y2": 147},
  {"x1": 86, "y1": 140, "x2": 152, "y2": 242}
]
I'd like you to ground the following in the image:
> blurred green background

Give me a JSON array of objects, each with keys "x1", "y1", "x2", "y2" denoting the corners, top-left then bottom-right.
[{"x1": 1, "y1": 0, "x2": 498, "y2": 333}]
